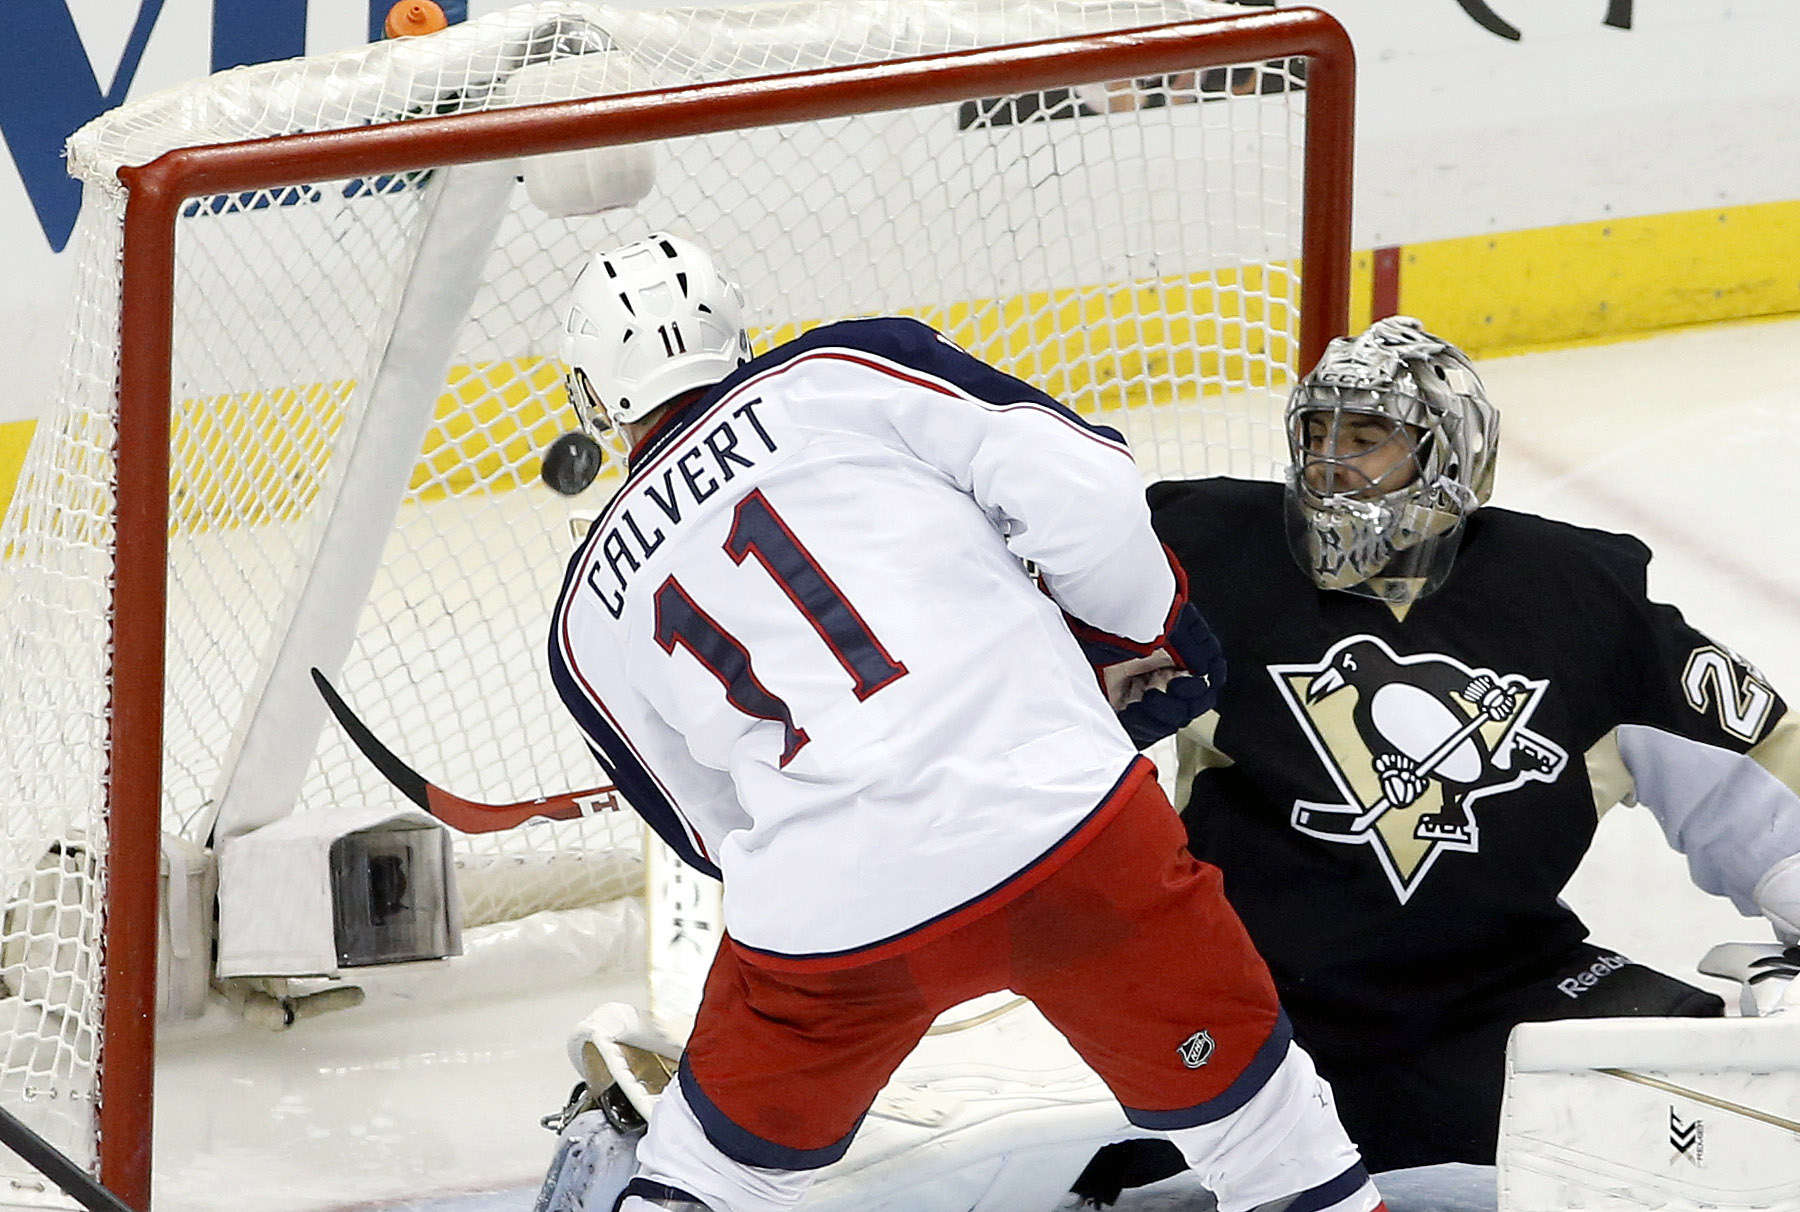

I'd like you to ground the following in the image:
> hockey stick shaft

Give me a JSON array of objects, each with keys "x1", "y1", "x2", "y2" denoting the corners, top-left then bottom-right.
[
  {"x1": 310, "y1": 668, "x2": 622, "y2": 835},
  {"x1": 1295, "y1": 700, "x2": 1503, "y2": 835},
  {"x1": 0, "y1": 1103, "x2": 136, "y2": 1212}
]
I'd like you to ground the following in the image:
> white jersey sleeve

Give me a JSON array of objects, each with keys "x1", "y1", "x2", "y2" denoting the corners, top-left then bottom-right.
[
  {"x1": 856, "y1": 321, "x2": 1178, "y2": 642},
  {"x1": 1618, "y1": 722, "x2": 1800, "y2": 913},
  {"x1": 549, "y1": 318, "x2": 1166, "y2": 960}
]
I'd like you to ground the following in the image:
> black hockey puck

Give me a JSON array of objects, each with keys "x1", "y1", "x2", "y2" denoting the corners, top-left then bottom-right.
[{"x1": 540, "y1": 430, "x2": 604, "y2": 496}]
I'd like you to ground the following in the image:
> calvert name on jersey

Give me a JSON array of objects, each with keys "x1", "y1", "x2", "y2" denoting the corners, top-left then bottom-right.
[{"x1": 549, "y1": 318, "x2": 1174, "y2": 965}]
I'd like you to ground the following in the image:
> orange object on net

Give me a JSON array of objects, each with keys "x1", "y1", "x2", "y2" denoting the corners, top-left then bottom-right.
[{"x1": 385, "y1": 1, "x2": 448, "y2": 38}]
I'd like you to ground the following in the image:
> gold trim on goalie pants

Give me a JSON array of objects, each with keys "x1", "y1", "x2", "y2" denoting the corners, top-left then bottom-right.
[{"x1": 678, "y1": 765, "x2": 1289, "y2": 1167}]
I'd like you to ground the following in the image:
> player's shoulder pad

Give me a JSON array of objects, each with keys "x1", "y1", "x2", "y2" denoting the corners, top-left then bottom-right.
[
  {"x1": 761, "y1": 315, "x2": 939, "y2": 364},
  {"x1": 746, "y1": 316, "x2": 982, "y2": 381},
  {"x1": 1472, "y1": 506, "x2": 1653, "y2": 596},
  {"x1": 689, "y1": 317, "x2": 923, "y2": 403},
  {"x1": 753, "y1": 317, "x2": 1128, "y2": 445}
]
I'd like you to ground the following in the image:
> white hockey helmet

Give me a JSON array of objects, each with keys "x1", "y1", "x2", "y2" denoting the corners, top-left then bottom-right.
[
  {"x1": 1284, "y1": 316, "x2": 1499, "y2": 603},
  {"x1": 560, "y1": 232, "x2": 751, "y2": 431}
]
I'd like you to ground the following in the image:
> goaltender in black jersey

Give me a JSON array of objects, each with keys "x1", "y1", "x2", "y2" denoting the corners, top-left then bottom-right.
[{"x1": 1128, "y1": 317, "x2": 1800, "y2": 1178}]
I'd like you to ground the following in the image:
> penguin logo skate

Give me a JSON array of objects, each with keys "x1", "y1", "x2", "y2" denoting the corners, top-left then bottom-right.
[
  {"x1": 1177, "y1": 1030, "x2": 1215, "y2": 1069},
  {"x1": 1270, "y1": 635, "x2": 1568, "y2": 902}
]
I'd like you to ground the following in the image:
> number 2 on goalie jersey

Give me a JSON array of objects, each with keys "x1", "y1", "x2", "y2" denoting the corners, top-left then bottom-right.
[{"x1": 653, "y1": 489, "x2": 908, "y2": 765}]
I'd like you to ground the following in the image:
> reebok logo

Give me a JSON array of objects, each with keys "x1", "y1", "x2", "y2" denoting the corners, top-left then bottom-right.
[{"x1": 1557, "y1": 952, "x2": 1627, "y2": 998}]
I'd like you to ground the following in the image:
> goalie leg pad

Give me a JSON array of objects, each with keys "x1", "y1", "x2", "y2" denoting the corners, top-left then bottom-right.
[
  {"x1": 1500, "y1": 1016, "x2": 1800, "y2": 1210},
  {"x1": 535, "y1": 1106, "x2": 644, "y2": 1212}
]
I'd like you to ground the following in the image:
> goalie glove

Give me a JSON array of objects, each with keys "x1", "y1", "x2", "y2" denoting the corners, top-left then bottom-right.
[
  {"x1": 1698, "y1": 941, "x2": 1800, "y2": 1016},
  {"x1": 1071, "y1": 599, "x2": 1226, "y2": 750}
]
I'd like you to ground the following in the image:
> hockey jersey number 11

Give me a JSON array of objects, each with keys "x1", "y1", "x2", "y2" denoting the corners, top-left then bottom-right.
[{"x1": 549, "y1": 318, "x2": 1175, "y2": 964}]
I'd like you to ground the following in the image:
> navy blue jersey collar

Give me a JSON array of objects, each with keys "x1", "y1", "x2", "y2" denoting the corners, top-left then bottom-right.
[
  {"x1": 625, "y1": 393, "x2": 709, "y2": 470},
  {"x1": 625, "y1": 349, "x2": 784, "y2": 471}
]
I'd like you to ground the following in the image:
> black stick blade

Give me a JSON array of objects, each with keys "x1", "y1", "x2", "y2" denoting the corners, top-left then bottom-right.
[
  {"x1": 310, "y1": 667, "x2": 624, "y2": 835},
  {"x1": 311, "y1": 667, "x2": 429, "y2": 808}
]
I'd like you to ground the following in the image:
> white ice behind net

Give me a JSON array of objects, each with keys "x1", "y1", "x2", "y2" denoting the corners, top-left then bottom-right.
[{"x1": 0, "y1": 0, "x2": 1305, "y2": 1185}]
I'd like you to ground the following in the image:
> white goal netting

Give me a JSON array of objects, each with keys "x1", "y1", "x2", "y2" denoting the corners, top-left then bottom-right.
[{"x1": 0, "y1": 0, "x2": 1328, "y2": 1194}]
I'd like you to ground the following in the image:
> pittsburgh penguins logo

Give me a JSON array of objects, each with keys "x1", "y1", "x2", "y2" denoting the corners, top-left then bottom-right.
[{"x1": 1270, "y1": 635, "x2": 1568, "y2": 902}]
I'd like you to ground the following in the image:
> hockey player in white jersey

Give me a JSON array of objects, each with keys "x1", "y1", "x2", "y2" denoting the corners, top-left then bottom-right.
[{"x1": 547, "y1": 233, "x2": 1387, "y2": 1212}]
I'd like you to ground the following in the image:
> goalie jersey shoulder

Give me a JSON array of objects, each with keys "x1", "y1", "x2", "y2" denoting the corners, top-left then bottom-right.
[{"x1": 1146, "y1": 476, "x2": 1656, "y2": 631}]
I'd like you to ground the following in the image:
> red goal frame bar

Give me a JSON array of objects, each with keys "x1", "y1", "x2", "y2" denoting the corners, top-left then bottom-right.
[{"x1": 99, "y1": 9, "x2": 1353, "y2": 1206}]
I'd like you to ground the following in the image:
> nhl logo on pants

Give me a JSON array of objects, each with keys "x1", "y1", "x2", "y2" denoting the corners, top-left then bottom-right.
[{"x1": 1177, "y1": 1030, "x2": 1215, "y2": 1069}]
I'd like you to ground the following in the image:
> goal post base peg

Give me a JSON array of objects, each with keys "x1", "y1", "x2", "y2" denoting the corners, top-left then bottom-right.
[{"x1": 385, "y1": 1, "x2": 447, "y2": 39}]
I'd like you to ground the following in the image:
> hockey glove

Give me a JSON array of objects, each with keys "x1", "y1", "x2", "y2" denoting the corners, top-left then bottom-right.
[{"x1": 1073, "y1": 601, "x2": 1227, "y2": 749}]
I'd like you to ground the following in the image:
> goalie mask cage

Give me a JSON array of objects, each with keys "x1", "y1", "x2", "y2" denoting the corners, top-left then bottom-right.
[{"x1": 0, "y1": 2, "x2": 1351, "y2": 1206}]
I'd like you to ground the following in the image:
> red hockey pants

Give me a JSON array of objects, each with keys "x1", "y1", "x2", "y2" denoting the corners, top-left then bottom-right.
[{"x1": 679, "y1": 760, "x2": 1286, "y2": 1168}]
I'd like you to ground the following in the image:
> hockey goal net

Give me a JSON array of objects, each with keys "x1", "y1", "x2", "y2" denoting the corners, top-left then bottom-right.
[{"x1": 0, "y1": 1, "x2": 1351, "y2": 1205}]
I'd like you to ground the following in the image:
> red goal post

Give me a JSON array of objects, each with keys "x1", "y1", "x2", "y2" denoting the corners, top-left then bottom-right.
[{"x1": 52, "y1": 8, "x2": 1356, "y2": 1207}]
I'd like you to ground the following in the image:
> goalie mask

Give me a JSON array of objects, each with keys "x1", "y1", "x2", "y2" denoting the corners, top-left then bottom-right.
[
  {"x1": 1284, "y1": 316, "x2": 1498, "y2": 603},
  {"x1": 561, "y1": 232, "x2": 751, "y2": 432}
]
